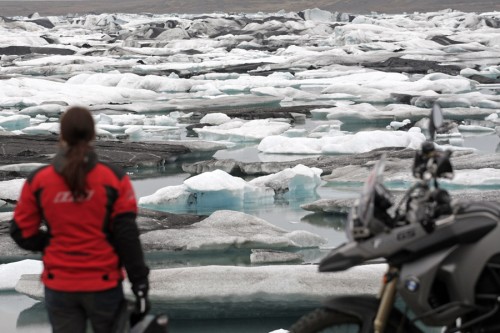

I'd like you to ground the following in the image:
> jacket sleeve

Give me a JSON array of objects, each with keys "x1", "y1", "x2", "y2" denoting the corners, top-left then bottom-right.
[
  {"x1": 110, "y1": 175, "x2": 149, "y2": 286},
  {"x1": 10, "y1": 180, "x2": 48, "y2": 252}
]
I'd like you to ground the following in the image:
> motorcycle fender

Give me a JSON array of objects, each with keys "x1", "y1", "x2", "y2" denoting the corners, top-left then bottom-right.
[{"x1": 322, "y1": 295, "x2": 378, "y2": 333}]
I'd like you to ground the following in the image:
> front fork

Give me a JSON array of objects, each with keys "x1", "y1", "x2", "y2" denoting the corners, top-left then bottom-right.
[{"x1": 374, "y1": 266, "x2": 400, "y2": 333}]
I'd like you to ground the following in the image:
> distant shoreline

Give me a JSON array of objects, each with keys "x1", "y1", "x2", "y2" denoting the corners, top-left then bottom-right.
[{"x1": 1, "y1": 0, "x2": 499, "y2": 17}]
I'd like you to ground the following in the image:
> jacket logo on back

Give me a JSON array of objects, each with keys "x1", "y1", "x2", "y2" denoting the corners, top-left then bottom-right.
[{"x1": 54, "y1": 190, "x2": 94, "y2": 203}]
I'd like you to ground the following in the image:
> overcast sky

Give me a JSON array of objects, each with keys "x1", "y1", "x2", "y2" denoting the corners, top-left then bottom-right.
[{"x1": 2, "y1": 0, "x2": 499, "y2": 17}]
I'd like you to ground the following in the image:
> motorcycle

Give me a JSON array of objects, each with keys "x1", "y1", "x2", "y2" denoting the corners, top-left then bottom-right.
[{"x1": 290, "y1": 104, "x2": 500, "y2": 333}]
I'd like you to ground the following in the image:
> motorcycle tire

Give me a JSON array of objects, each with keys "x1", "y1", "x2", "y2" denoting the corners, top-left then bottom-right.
[{"x1": 289, "y1": 307, "x2": 422, "y2": 333}]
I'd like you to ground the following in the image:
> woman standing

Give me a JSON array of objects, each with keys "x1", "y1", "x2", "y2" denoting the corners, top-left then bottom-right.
[{"x1": 10, "y1": 106, "x2": 150, "y2": 333}]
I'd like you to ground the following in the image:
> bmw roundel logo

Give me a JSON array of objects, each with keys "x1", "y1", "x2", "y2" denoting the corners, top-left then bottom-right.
[{"x1": 405, "y1": 277, "x2": 420, "y2": 293}]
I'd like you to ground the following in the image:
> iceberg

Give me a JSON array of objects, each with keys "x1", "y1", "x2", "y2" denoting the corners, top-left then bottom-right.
[
  {"x1": 0, "y1": 178, "x2": 25, "y2": 202},
  {"x1": 200, "y1": 112, "x2": 232, "y2": 125},
  {"x1": 139, "y1": 169, "x2": 274, "y2": 212},
  {"x1": 21, "y1": 122, "x2": 60, "y2": 135},
  {"x1": 0, "y1": 163, "x2": 46, "y2": 173},
  {"x1": 19, "y1": 104, "x2": 65, "y2": 116},
  {"x1": 300, "y1": 8, "x2": 336, "y2": 22},
  {"x1": 250, "y1": 249, "x2": 303, "y2": 264},
  {"x1": 140, "y1": 210, "x2": 327, "y2": 251},
  {"x1": 249, "y1": 164, "x2": 322, "y2": 196},
  {"x1": 0, "y1": 260, "x2": 43, "y2": 290},
  {"x1": 458, "y1": 124, "x2": 495, "y2": 132},
  {"x1": 258, "y1": 129, "x2": 426, "y2": 155},
  {"x1": 17, "y1": 263, "x2": 386, "y2": 305},
  {"x1": 140, "y1": 164, "x2": 323, "y2": 213},
  {"x1": 194, "y1": 119, "x2": 291, "y2": 142},
  {"x1": 0, "y1": 115, "x2": 31, "y2": 130},
  {"x1": 388, "y1": 168, "x2": 500, "y2": 187},
  {"x1": 124, "y1": 125, "x2": 181, "y2": 141}
]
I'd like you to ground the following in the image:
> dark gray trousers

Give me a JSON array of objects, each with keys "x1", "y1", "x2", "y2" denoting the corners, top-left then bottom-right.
[{"x1": 44, "y1": 284, "x2": 124, "y2": 333}]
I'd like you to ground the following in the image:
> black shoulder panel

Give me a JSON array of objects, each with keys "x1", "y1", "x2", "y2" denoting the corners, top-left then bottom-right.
[
  {"x1": 27, "y1": 165, "x2": 51, "y2": 184},
  {"x1": 99, "y1": 162, "x2": 126, "y2": 180}
]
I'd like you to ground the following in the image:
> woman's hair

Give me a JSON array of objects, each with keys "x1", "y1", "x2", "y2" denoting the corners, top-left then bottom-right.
[{"x1": 60, "y1": 106, "x2": 95, "y2": 201}]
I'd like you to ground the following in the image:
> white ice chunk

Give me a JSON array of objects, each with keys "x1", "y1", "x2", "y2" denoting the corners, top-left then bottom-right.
[
  {"x1": 249, "y1": 164, "x2": 322, "y2": 196},
  {"x1": 124, "y1": 125, "x2": 180, "y2": 141},
  {"x1": 200, "y1": 113, "x2": 232, "y2": 125},
  {"x1": 138, "y1": 185, "x2": 191, "y2": 206},
  {"x1": 0, "y1": 163, "x2": 46, "y2": 173},
  {"x1": 97, "y1": 124, "x2": 124, "y2": 133},
  {"x1": 388, "y1": 168, "x2": 500, "y2": 187},
  {"x1": 21, "y1": 122, "x2": 60, "y2": 135},
  {"x1": 0, "y1": 178, "x2": 25, "y2": 201},
  {"x1": 0, "y1": 260, "x2": 43, "y2": 290},
  {"x1": 485, "y1": 113, "x2": 499, "y2": 121},
  {"x1": 449, "y1": 138, "x2": 465, "y2": 146},
  {"x1": 250, "y1": 250, "x2": 303, "y2": 264},
  {"x1": 251, "y1": 87, "x2": 317, "y2": 100},
  {"x1": 194, "y1": 119, "x2": 291, "y2": 142},
  {"x1": 19, "y1": 104, "x2": 65, "y2": 116},
  {"x1": 0, "y1": 77, "x2": 158, "y2": 107},
  {"x1": 0, "y1": 115, "x2": 31, "y2": 130},
  {"x1": 17, "y1": 264, "x2": 386, "y2": 304},
  {"x1": 140, "y1": 210, "x2": 326, "y2": 251},
  {"x1": 389, "y1": 119, "x2": 411, "y2": 130},
  {"x1": 458, "y1": 125, "x2": 495, "y2": 132},
  {"x1": 301, "y1": 8, "x2": 336, "y2": 22},
  {"x1": 283, "y1": 128, "x2": 307, "y2": 137},
  {"x1": 139, "y1": 170, "x2": 274, "y2": 212},
  {"x1": 258, "y1": 130, "x2": 426, "y2": 155}
]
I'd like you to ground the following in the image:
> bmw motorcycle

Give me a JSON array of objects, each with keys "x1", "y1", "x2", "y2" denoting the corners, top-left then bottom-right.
[{"x1": 290, "y1": 105, "x2": 500, "y2": 333}]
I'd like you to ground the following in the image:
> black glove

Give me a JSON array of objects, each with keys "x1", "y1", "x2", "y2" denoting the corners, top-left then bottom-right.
[{"x1": 130, "y1": 281, "x2": 151, "y2": 326}]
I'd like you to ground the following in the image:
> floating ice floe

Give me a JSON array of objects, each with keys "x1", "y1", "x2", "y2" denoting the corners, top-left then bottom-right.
[
  {"x1": 249, "y1": 164, "x2": 322, "y2": 196},
  {"x1": 0, "y1": 260, "x2": 43, "y2": 290},
  {"x1": 0, "y1": 115, "x2": 31, "y2": 130},
  {"x1": 139, "y1": 169, "x2": 274, "y2": 212},
  {"x1": 140, "y1": 210, "x2": 327, "y2": 251},
  {"x1": 388, "y1": 119, "x2": 411, "y2": 130},
  {"x1": 458, "y1": 124, "x2": 495, "y2": 132},
  {"x1": 200, "y1": 112, "x2": 232, "y2": 125},
  {"x1": 485, "y1": 113, "x2": 499, "y2": 122},
  {"x1": 387, "y1": 168, "x2": 500, "y2": 188},
  {"x1": 19, "y1": 104, "x2": 65, "y2": 116},
  {"x1": 0, "y1": 178, "x2": 25, "y2": 202},
  {"x1": 194, "y1": 119, "x2": 291, "y2": 142},
  {"x1": 301, "y1": 198, "x2": 359, "y2": 215},
  {"x1": 17, "y1": 263, "x2": 387, "y2": 306},
  {"x1": 67, "y1": 72, "x2": 195, "y2": 93},
  {"x1": 0, "y1": 163, "x2": 46, "y2": 173},
  {"x1": 0, "y1": 77, "x2": 158, "y2": 108},
  {"x1": 324, "y1": 165, "x2": 500, "y2": 189},
  {"x1": 258, "y1": 129, "x2": 426, "y2": 155},
  {"x1": 139, "y1": 166, "x2": 321, "y2": 212},
  {"x1": 250, "y1": 249, "x2": 303, "y2": 264},
  {"x1": 0, "y1": 212, "x2": 12, "y2": 223},
  {"x1": 21, "y1": 122, "x2": 60, "y2": 135},
  {"x1": 124, "y1": 125, "x2": 181, "y2": 141}
]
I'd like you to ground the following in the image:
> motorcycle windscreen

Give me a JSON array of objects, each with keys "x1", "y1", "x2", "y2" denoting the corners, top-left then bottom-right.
[{"x1": 349, "y1": 155, "x2": 386, "y2": 240}]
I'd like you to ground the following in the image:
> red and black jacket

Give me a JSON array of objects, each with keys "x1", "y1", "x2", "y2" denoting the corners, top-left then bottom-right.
[{"x1": 10, "y1": 150, "x2": 149, "y2": 292}]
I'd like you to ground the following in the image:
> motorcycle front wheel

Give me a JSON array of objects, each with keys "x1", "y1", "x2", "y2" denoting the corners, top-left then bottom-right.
[{"x1": 289, "y1": 307, "x2": 422, "y2": 333}]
